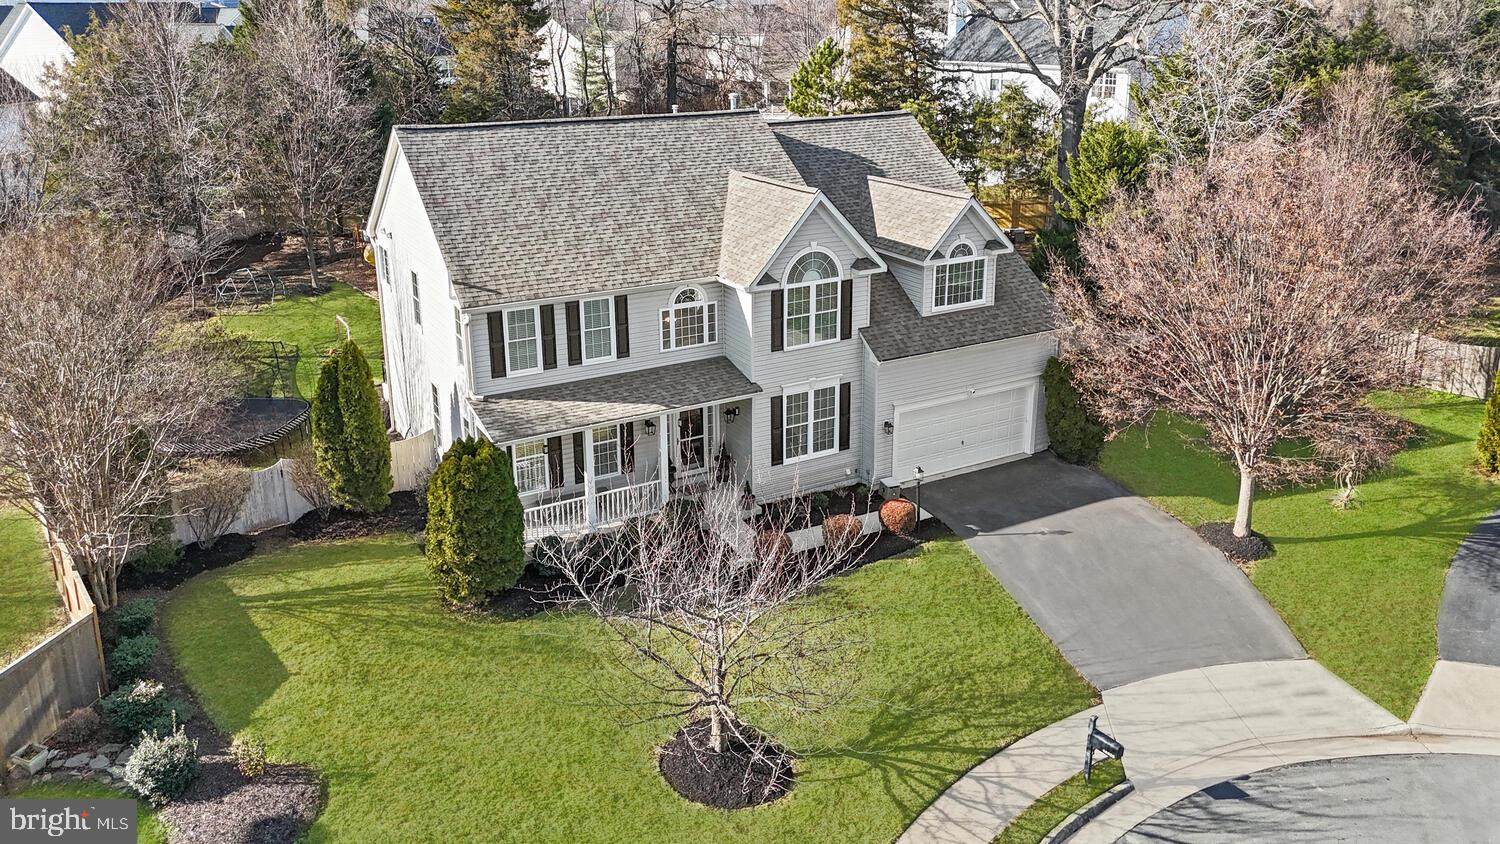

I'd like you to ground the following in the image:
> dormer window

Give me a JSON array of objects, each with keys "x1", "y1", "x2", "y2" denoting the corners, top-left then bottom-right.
[
  {"x1": 660, "y1": 285, "x2": 717, "y2": 350},
  {"x1": 934, "y1": 240, "x2": 986, "y2": 311},
  {"x1": 784, "y1": 251, "x2": 841, "y2": 348}
]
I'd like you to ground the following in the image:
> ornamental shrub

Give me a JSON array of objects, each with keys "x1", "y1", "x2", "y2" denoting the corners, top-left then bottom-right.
[
  {"x1": 51, "y1": 707, "x2": 103, "y2": 749},
  {"x1": 230, "y1": 736, "x2": 267, "y2": 778},
  {"x1": 425, "y1": 438, "x2": 525, "y2": 603},
  {"x1": 878, "y1": 498, "x2": 917, "y2": 536},
  {"x1": 311, "y1": 339, "x2": 392, "y2": 514},
  {"x1": 124, "y1": 724, "x2": 199, "y2": 806},
  {"x1": 822, "y1": 513, "x2": 863, "y2": 553},
  {"x1": 101, "y1": 680, "x2": 194, "y2": 740},
  {"x1": 1479, "y1": 373, "x2": 1500, "y2": 474},
  {"x1": 107, "y1": 634, "x2": 159, "y2": 685},
  {"x1": 111, "y1": 598, "x2": 156, "y2": 638},
  {"x1": 1043, "y1": 357, "x2": 1105, "y2": 465},
  {"x1": 755, "y1": 530, "x2": 792, "y2": 572}
]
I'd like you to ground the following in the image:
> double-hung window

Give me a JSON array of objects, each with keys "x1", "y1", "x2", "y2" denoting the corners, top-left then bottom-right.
[
  {"x1": 934, "y1": 242, "x2": 986, "y2": 310},
  {"x1": 411, "y1": 271, "x2": 422, "y2": 324},
  {"x1": 513, "y1": 440, "x2": 548, "y2": 495},
  {"x1": 784, "y1": 251, "x2": 840, "y2": 348},
  {"x1": 453, "y1": 307, "x2": 464, "y2": 366},
  {"x1": 582, "y1": 298, "x2": 614, "y2": 362},
  {"x1": 1091, "y1": 72, "x2": 1119, "y2": 101},
  {"x1": 376, "y1": 246, "x2": 390, "y2": 286},
  {"x1": 504, "y1": 307, "x2": 541, "y2": 374},
  {"x1": 783, "y1": 383, "x2": 838, "y2": 461},
  {"x1": 660, "y1": 286, "x2": 717, "y2": 350},
  {"x1": 591, "y1": 425, "x2": 621, "y2": 477}
]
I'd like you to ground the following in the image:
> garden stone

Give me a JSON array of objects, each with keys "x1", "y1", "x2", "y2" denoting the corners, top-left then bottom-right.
[
  {"x1": 40, "y1": 773, "x2": 52, "y2": 782},
  {"x1": 64, "y1": 753, "x2": 90, "y2": 768},
  {"x1": 98, "y1": 743, "x2": 123, "y2": 755},
  {"x1": 116, "y1": 749, "x2": 133, "y2": 766},
  {"x1": 109, "y1": 766, "x2": 125, "y2": 778},
  {"x1": 48, "y1": 758, "x2": 64, "y2": 769},
  {"x1": 88, "y1": 755, "x2": 110, "y2": 770}
]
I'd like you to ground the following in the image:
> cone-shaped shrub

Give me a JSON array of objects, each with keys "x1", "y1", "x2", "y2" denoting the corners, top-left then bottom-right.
[
  {"x1": 426, "y1": 438, "x2": 525, "y2": 603},
  {"x1": 1043, "y1": 356, "x2": 1105, "y2": 465},
  {"x1": 1478, "y1": 372, "x2": 1500, "y2": 474},
  {"x1": 311, "y1": 339, "x2": 392, "y2": 513}
]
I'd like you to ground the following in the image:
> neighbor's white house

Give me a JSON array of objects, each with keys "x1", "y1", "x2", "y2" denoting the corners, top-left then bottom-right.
[
  {"x1": 0, "y1": 1, "x2": 238, "y2": 101},
  {"x1": 366, "y1": 109, "x2": 1057, "y2": 541}
]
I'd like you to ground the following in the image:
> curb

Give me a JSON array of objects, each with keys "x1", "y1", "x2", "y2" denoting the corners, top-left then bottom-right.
[{"x1": 1041, "y1": 781, "x2": 1134, "y2": 844}]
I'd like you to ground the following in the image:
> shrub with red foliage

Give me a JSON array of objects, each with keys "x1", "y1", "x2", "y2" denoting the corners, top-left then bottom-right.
[{"x1": 879, "y1": 498, "x2": 916, "y2": 536}]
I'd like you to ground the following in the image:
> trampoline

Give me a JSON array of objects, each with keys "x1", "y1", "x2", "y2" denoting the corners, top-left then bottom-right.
[{"x1": 169, "y1": 396, "x2": 311, "y2": 458}]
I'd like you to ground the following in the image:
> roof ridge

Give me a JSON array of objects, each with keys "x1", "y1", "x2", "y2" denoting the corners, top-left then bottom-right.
[
  {"x1": 769, "y1": 110, "x2": 914, "y2": 126},
  {"x1": 728, "y1": 170, "x2": 817, "y2": 194},
  {"x1": 867, "y1": 174, "x2": 972, "y2": 201},
  {"x1": 396, "y1": 109, "x2": 762, "y2": 133}
]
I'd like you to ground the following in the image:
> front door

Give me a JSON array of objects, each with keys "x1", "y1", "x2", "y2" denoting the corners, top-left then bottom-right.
[{"x1": 675, "y1": 407, "x2": 710, "y2": 476}]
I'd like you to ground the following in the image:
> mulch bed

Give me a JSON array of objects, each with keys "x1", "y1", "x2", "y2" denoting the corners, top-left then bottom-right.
[
  {"x1": 468, "y1": 568, "x2": 581, "y2": 621},
  {"x1": 118, "y1": 534, "x2": 257, "y2": 592},
  {"x1": 753, "y1": 485, "x2": 887, "y2": 533},
  {"x1": 1195, "y1": 521, "x2": 1274, "y2": 567},
  {"x1": 845, "y1": 519, "x2": 949, "y2": 571},
  {"x1": 287, "y1": 491, "x2": 425, "y2": 542},
  {"x1": 658, "y1": 719, "x2": 793, "y2": 810}
]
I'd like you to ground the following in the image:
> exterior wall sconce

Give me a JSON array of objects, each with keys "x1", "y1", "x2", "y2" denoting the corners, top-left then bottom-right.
[
  {"x1": 644, "y1": 419, "x2": 657, "y2": 436},
  {"x1": 722, "y1": 406, "x2": 740, "y2": 424},
  {"x1": 882, "y1": 420, "x2": 894, "y2": 436}
]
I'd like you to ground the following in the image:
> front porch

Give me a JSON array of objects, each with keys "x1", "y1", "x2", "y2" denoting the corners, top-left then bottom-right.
[{"x1": 465, "y1": 357, "x2": 760, "y2": 543}]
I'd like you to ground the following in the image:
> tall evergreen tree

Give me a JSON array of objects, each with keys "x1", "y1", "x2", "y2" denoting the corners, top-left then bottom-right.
[
  {"x1": 837, "y1": 0, "x2": 944, "y2": 112},
  {"x1": 786, "y1": 37, "x2": 846, "y2": 117},
  {"x1": 425, "y1": 437, "x2": 525, "y2": 603},
  {"x1": 1053, "y1": 119, "x2": 1160, "y2": 228},
  {"x1": 571, "y1": 4, "x2": 618, "y2": 116},
  {"x1": 1479, "y1": 373, "x2": 1500, "y2": 474},
  {"x1": 437, "y1": 0, "x2": 555, "y2": 122},
  {"x1": 311, "y1": 339, "x2": 392, "y2": 513}
]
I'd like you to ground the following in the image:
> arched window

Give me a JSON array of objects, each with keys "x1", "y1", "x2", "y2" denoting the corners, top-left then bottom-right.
[
  {"x1": 660, "y1": 285, "x2": 717, "y2": 350},
  {"x1": 934, "y1": 239, "x2": 986, "y2": 310},
  {"x1": 783, "y1": 250, "x2": 841, "y2": 348}
]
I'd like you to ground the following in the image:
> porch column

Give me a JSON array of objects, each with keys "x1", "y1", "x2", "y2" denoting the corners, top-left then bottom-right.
[
  {"x1": 657, "y1": 411, "x2": 670, "y2": 505},
  {"x1": 582, "y1": 426, "x2": 598, "y2": 527}
]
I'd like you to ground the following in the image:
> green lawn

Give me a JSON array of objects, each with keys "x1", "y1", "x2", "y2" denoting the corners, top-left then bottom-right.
[
  {"x1": 216, "y1": 281, "x2": 383, "y2": 399},
  {"x1": 0, "y1": 507, "x2": 62, "y2": 663},
  {"x1": 15, "y1": 781, "x2": 168, "y2": 844},
  {"x1": 994, "y1": 759, "x2": 1125, "y2": 844},
  {"x1": 1098, "y1": 391, "x2": 1499, "y2": 718},
  {"x1": 165, "y1": 534, "x2": 1095, "y2": 843},
  {"x1": 1447, "y1": 296, "x2": 1500, "y2": 346}
]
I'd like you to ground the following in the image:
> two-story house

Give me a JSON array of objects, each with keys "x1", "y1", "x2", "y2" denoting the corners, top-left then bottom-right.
[{"x1": 366, "y1": 109, "x2": 1056, "y2": 541}]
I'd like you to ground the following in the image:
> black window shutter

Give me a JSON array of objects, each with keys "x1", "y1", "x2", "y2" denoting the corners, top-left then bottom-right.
[
  {"x1": 486, "y1": 312, "x2": 506, "y2": 378},
  {"x1": 838, "y1": 382, "x2": 852, "y2": 451},
  {"x1": 572, "y1": 432, "x2": 585, "y2": 483},
  {"x1": 614, "y1": 294, "x2": 630, "y2": 358},
  {"x1": 540, "y1": 304, "x2": 557, "y2": 370},
  {"x1": 622, "y1": 422, "x2": 635, "y2": 472},
  {"x1": 565, "y1": 301, "x2": 582, "y2": 366},
  {"x1": 770, "y1": 395, "x2": 783, "y2": 466},
  {"x1": 840, "y1": 276, "x2": 853, "y2": 340},
  {"x1": 546, "y1": 436, "x2": 564, "y2": 488},
  {"x1": 770, "y1": 289, "x2": 784, "y2": 352}
]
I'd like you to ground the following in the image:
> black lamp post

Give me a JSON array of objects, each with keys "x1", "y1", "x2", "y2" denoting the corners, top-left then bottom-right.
[{"x1": 913, "y1": 466, "x2": 924, "y2": 529}]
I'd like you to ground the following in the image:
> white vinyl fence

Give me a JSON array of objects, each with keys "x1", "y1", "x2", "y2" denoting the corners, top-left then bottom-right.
[{"x1": 174, "y1": 435, "x2": 434, "y2": 546}]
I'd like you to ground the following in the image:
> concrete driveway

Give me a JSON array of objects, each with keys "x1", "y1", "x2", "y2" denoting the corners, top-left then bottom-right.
[{"x1": 919, "y1": 454, "x2": 1304, "y2": 689}]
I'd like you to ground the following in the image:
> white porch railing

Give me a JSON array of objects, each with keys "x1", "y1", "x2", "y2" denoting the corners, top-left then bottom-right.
[{"x1": 524, "y1": 480, "x2": 665, "y2": 543}]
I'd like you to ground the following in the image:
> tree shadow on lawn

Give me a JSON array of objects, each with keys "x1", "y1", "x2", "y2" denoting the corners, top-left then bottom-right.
[
  {"x1": 173, "y1": 575, "x2": 292, "y2": 736},
  {"x1": 795, "y1": 681, "x2": 1089, "y2": 824}
]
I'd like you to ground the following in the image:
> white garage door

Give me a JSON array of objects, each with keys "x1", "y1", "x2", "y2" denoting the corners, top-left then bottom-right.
[{"x1": 893, "y1": 382, "x2": 1035, "y2": 480}]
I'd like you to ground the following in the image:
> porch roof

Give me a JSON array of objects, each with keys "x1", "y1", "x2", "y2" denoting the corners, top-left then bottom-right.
[{"x1": 470, "y1": 357, "x2": 761, "y2": 444}]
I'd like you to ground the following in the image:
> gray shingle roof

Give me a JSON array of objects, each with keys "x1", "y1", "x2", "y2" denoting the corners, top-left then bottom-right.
[
  {"x1": 469, "y1": 357, "x2": 761, "y2": 443},
  {"x1": 943, "y1": 17, "x2": 1056, "y2": 65},
  {"x1": 770, "y1": 113, "x2": 968, "y2": 260},
  {"x1": 395, "y1": 111, "x2": 806, "y2": 309},
  {"x1": 860, "y1": 253, "x2": 1054, "y2": 361},
  {"x1": 867, "y1": 176, "x2": 971, "y2": 258},
  {"x1": 718, "y1": 171, "x2": 816, "y2": 288}
]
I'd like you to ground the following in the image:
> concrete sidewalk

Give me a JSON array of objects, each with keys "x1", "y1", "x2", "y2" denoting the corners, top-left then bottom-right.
[
  {"x1": 897, "y1": 706, "x2": 1103, "y2": 844},
  {"x1": 1410, "y1": 659, "x2": 1500, "y2": 738}
]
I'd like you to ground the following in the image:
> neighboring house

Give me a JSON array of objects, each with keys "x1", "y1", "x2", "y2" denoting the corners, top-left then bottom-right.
[
  {"x1": 535, "y1": 16, "x2": 618, "y2": 108},
  {"x1": 0, "y1": 1, "x2": 238, "y2": 101},
  {"x1": 939, "y1": 6, "x2": 1135, "y2": 122},
  {"x1": 367, "y1": 109, "x2": 1056, "y2": 541}
]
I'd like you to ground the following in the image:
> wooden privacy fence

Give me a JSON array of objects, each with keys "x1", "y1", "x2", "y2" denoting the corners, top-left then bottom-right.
[
  {"x1": 1, "y1": 538, "x2": 106, "y2": 762},
  {"x1": 1398, "y1": 333, "x2": 1500, "y2": 400},
  {"x1": 981, "y1": 191, "x2": 1052, "y2": 232}
]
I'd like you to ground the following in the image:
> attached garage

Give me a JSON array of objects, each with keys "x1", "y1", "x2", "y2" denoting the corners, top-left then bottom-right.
[{"x1": 891, "y1": 380, "x2": 1035, "y2": 481}]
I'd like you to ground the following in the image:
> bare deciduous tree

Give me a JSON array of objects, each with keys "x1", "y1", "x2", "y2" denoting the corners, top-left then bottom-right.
[
  {"x1": 965, "y1": 0, "x2": 1180, "y2": 201},
  {"x1": 240, "y1": 0, "x2": 377, "y2": 288},
  {"x1": 0, "y1": 220, "x2": 233, "y2": 608},
  {"x1": 1139, "y1": 0, "x2": 1310, "y2": 164},
  {"x1": 37, "y1": 0, "x2": 248, "y2": 292},
  {"x1": 1053, "y1": 70, "x2": 1495, "y2": 539},
  {"x1": 538, "y1": 480, "x2": 865, "y2": 776},
  {"x1": 173, "y1": 458, "x2": 252, "y2": 549},
  {"x1": 367, "y1": 0, "x2": 450, "y2": 127},
  {"x1": 291, "y1": 445, "x2": 336, "y2": 518}
]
